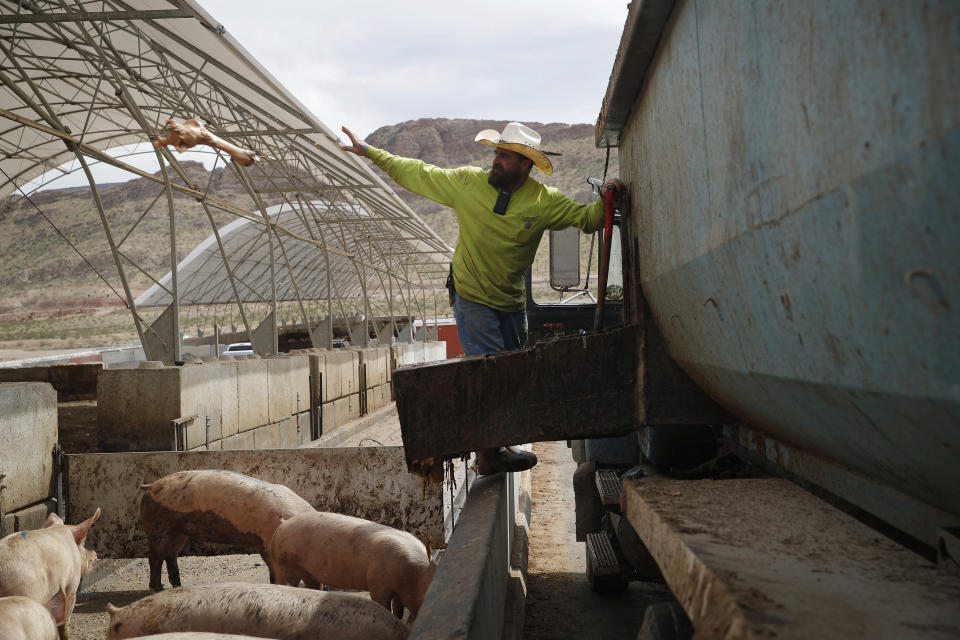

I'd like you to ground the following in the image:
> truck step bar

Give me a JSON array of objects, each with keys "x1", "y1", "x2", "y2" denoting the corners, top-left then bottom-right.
[
  {"x1": 586, "y1": 531, "x2": 620, "y2": 575},
  {"x1": 595, "y1": 468, "x2": 622, "y2": 509},
  {"x1": 586, "y1": 531, "x2": 629, "y2": 594}
]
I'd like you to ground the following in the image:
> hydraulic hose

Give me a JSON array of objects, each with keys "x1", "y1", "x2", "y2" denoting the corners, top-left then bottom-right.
[{"x1": 593, "y1": 184, "x2": 616, "y2": 332}]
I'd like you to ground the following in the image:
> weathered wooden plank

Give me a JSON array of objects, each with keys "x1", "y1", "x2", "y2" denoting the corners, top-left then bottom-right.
[
  {"x1": 621, "y1": 476, "x2": 960, "y2": 639},
  {"x1": 394, "y1": 326, "x2": 642, "y2": 465}
]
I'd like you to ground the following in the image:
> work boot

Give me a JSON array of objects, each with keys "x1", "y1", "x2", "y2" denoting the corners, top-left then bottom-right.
[{"x1": 476, "y1": 446, "x2": 538, "y2": 475}]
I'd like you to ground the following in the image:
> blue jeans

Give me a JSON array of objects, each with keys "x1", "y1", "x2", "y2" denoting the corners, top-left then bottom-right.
[{"x1": 454, "y1": 292, "x2": 528, "y2": 356}]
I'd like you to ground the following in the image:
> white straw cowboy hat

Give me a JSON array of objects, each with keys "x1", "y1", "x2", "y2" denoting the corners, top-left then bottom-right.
[{"x1": 475, "y1": 122, "x2": 554, "y2": 175}]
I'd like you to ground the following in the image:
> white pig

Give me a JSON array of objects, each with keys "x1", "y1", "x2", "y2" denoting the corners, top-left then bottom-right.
[
  {"x1": 138, "y1": 470, "x2": 313, "y2": 591},
  {"x1": 0, "y1": 594, "x2": 60, "y2": 640},
  {"x1": 0, "y1": 508, "x2": 100, "y2": 640},
  {"x1": 105, "y1": 582, "x2": 409, "y2": 640},
  {"x1": 267, "y1": 511, "x2": 436, "y2": 619}
]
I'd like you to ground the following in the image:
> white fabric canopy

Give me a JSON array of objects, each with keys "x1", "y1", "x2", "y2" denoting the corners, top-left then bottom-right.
[
  {"x1": 1, "y1": 0, "x2": 451, "y2": 318},
  {"x1": 135, "y1": 201, "x2": 428, "y2": 306}
]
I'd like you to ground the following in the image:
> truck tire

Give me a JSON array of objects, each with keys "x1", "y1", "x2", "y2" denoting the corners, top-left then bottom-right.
[
  {"x1": 610, "y1": 512, "x2": 665, "y2": 583},
  {"x1": 637, "y1": 601, "x2": 693, "y2": 640},
  {"x1": 573, "y1": 461, "x2": 604, "y2": 541}
]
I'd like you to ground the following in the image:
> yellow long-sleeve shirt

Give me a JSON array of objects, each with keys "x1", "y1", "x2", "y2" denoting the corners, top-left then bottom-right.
[{"x1": 366, "y1": 146, "x2": 605, "y2": 311}]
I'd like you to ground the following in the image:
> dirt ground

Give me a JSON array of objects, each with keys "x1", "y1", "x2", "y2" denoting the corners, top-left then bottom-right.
[
  {"x1": 0, "y1": 347, "x2": 98, "y2": 361},
  {"x1": 522, "y1": 441, "x2": 673, "y2": 639}
]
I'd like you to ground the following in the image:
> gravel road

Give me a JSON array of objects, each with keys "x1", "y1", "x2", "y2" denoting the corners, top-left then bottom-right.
[{"x1": 522, "y1": 441, "x2": 674, "y2": 639}]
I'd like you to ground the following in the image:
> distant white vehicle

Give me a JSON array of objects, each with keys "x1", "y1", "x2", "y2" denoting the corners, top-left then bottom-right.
[{"x1": 222, "y1": 342, "x2": 253, "y2": 356}]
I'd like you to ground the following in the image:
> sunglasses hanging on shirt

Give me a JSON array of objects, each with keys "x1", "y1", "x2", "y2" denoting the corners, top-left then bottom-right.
[{"x1": 493, "y1": 189, "x2": 511, "y2": 215}]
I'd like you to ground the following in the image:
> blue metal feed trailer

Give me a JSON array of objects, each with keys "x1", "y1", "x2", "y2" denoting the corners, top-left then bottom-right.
[
  {"x1": 396, "y1": 2, "x2": 960, "y2": 636},
  {"x1": 593, "y1": 0, "x2": 959, "y2": 550}
]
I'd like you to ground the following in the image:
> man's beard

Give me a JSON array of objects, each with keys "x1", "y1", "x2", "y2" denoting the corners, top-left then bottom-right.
[{"x1": 488, "y1": 164, "x2": 523, "y2": 189}]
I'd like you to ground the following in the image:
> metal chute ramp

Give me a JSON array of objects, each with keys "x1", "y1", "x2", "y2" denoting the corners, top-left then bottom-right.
[{"x1": 0, "y1": 0, "x2": 452, "y2": 362}]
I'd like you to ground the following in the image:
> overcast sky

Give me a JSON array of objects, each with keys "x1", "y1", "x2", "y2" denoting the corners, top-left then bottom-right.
[
  {"x1": 197, "y1": 0, "x2": 629, "y2": 140},
  {"x1": 31, "y1": 1, "x2": 628, "y2": 188}
]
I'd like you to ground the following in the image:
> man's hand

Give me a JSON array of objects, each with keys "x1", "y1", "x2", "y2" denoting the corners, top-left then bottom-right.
[
  {"x1": 603, "y1": 178, "x2": 625, "y2": 196},
  {"x1": 340, "y1": 126, "x2": 368, "y2": 156}
]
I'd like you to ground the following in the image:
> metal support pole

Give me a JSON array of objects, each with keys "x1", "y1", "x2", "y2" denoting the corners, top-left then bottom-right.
[
  {"x1": 233, "y1": 166, "x2": 279, "y2": 355},
  {"x1": 198, "y1": 201, "x2": 255, "y2": 346},
  {"x1": 75, "y1": 154, "x2": 151, "y2": 354},
  {"x1": 389, "y1": 271, "x2": 396, "y2": 343},
  {"x1": 272, "y1": 225, "x2": 313, "y2": 344},
  {"x1": 157, "y1": 151, "x2": 181, "y2": 361}
]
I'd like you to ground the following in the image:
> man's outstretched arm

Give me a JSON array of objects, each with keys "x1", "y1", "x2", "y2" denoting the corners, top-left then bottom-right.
[{"x1": 339, "y1": 124, "x2": 465, "y2": 208}]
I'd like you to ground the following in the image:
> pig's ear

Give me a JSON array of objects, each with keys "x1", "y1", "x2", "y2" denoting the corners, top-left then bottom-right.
[
  {"x1": 48, "y1": 586, "x2": 67, "y2": 624},
  {"x1": 71, "y1": 507, "x2": 101, "y2": 544},
  {"x1": 43, "y1": 512, "x2": 64, "y2": 528}
]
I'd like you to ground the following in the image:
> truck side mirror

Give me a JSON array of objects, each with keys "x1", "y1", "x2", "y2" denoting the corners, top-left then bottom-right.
[{"x1": 606, "y1": 225, "x2": 623, "y2": 301}]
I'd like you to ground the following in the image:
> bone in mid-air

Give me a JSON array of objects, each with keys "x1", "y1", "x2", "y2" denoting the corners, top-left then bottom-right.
[{"x1": 153, "y1": 119, "x2": 256, "y2": 166}]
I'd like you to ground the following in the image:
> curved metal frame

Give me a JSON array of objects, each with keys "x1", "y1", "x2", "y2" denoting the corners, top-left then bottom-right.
[{"x1": 0, "y1": 0, "x2": 452, "y2": 360}]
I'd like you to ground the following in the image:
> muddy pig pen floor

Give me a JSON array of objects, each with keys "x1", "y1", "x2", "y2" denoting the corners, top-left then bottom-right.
[{"x1": 66, "y1": 407, "x2": 411, "y2": 638}]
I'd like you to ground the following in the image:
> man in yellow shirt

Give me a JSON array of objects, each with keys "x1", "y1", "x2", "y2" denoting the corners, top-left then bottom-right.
[{"x1": 341, "y1": 122, "x2": 622, "y2": 474}]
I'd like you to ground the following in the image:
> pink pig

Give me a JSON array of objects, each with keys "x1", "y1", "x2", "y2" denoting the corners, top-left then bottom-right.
[
  {"x1": 138, "y1": 470, "x2": 313, "y2": 591},
  {"x1": 0, "y1": 595, "x2": 60, "y2": 640},
  {"x1": 267, "y1": 511, "x2": 436, "y2": 619},
  {"x1": 105, "y1": 582, "x2": 409, "y2": 640},
  {"x1": 0, "y1": 509, "x2": 100, "y2": 640}
]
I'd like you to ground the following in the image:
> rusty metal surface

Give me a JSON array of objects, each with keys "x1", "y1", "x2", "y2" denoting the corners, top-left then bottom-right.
[
  {"x1": 64, "y1": 447, "x2": 444, "y2": 558},
  {"x1": 621, "y1": 476, "x2": 960, "y2": 639},
  {"x1": 609, "y1": 1, "x2": 960, "y2": 519},
  {"x1": 394, "y1": 327, "x2": 641, "y2": 465}
]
